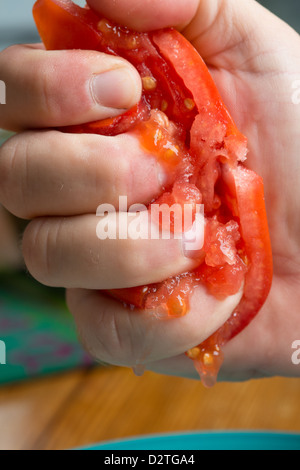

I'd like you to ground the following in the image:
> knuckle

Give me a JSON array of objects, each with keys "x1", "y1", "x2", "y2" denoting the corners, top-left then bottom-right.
[
  {"x1": 0, "y1": 140, "x2": 12, "y2": 203},
  {"x1": 66, "y1": 292, "x2": 150, "y2": 368},
  {"x1": 22, "y1": 219, "x2": 41, "y2": 279},
  {"x1": 36, "y1": 66, "x2": 62, "y2": 123},
  {"x1": 0, "y1": 136, "x2": 21, "y2": 213},
  {"x1": 76, "y1": 307, "x2": 143, "y2": 367},
  {"x1": 0, "y1": 44, "x2": 20, "y2": 64},
  {"x1": 103, "y1": 312, "x2": 142, "y2": 366},
  {"x1": 36, "y1": 51, "x2": 94, "y2": 123},
  {"x1": 22, "y1": 218, "x2": 61, "y2": 286},
  {"x1": 0, "y1": 133, "x2": 32, "y2": 219}
]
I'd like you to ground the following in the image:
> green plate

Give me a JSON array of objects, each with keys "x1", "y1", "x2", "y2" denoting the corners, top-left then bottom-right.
[{"x1": 82, "y1": 431, "x2": 300, "y2": 450}]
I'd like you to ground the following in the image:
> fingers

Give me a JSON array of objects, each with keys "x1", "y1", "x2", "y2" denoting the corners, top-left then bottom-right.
[
  {"x1": 66, "y1": 286, "x2": 242, "y2": 367},
  {"x1": 0, "y1": 44, "x2": 141, "y2": 131},
  {"x1": 22, "y1": 214, "x2": 198, "y2": 289},
  {"x1": 0, "y1": 131, "x2": 166, "y2": 219},
  {"x1": 183, "y1": 0, "x2": 299, "y2": 68}
]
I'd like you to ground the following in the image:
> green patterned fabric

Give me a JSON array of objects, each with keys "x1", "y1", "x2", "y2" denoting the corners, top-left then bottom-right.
[{"x1": 0, "y1": 270, "x2": 92, "y2": 384}]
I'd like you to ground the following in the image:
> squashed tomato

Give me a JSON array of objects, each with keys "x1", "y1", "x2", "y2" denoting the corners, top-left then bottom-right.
[{"x1": 33, "y1": 0, "x2": 273, "y2": 387}]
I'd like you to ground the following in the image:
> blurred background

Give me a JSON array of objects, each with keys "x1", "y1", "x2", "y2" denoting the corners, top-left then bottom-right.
[
  {"x1": 0, "y1": 0, "x2": 299, "y2": 52},
  {"x1": 0, "y1": 0, "x2": 299, "y2": 451}
]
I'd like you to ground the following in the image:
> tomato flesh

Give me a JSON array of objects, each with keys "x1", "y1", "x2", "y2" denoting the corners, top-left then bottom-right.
[{"x1": 33, "y1": 0, "x2": 273, "y2": 387}]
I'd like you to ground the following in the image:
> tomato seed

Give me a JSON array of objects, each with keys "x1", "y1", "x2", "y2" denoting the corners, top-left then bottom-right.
[
  {"x1": 142, "y1": 76, "x2": 157, "y2": 91},
  {"x1": 184, "y1": 98, "x2": 196, "y2": 110},
  {"x1": 186, "y1": 347, "x2": 200, "y2": 360},
  {"x1": 161, "y1": 100, "x2": 168, "y2": 112}
]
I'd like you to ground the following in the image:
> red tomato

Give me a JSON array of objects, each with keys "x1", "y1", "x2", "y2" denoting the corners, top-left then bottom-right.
[{"x1": 33, "y1": 0, "x2": 273, "y2": 387}]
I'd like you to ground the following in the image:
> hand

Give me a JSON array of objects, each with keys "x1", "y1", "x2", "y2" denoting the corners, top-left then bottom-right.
[{"x1": 0, "y1": 0, "x2": 299, "y2": 382}]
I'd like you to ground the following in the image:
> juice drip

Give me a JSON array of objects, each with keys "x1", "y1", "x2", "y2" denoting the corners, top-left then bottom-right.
[
  {"x1": 132, "y1": 364, "x2": 146, "y2": 377},
  {"x1": 186, "y1": 335, "x2": 224, "y2": 388}
]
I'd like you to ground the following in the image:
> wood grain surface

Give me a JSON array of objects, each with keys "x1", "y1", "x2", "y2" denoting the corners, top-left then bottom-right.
[{"x1": 0, "y1": 365, "x2": 299, "y2": 450}]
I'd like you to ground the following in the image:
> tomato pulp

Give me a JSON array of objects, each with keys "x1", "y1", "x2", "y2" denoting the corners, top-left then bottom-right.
[{"x1": 33, "y1": 0, "x2": 273, "y2": 387}]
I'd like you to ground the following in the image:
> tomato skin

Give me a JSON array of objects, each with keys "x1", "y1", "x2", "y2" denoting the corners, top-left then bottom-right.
[
  {"x1": 220, "y1": 164, "x2": 273, "y2": 340},
  {"x1": 152, "y1": 30, "x2": 248, "y2": 159},
  {"x1": 33, "y1": 0, "x2": 273, "y2": 386},
  {"x1": 61, "y1": 99, "x2": 151, "y2": 136},
  {"x1": 188, "y1": 165, "x2": 273, "y2": 386},
  {"x1": 33, "y1": 0, "x2": 101, "y2": 51}
]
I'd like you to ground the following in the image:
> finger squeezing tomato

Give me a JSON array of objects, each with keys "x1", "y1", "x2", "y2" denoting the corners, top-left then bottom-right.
[{"x1": 33, "y1": 0, "x2": 273, "y2": 387}]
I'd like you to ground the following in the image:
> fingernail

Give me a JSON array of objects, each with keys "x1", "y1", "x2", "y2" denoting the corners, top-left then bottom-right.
[{"x1": 91, "y1": 67, "x2": 140, "y2": 110}]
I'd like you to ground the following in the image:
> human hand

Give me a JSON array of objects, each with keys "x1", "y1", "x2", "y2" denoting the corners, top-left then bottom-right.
[
  {"x1": 71, "y1": 0, "x2": 300, "y2": 381},
  {"x1": 1, "y1": 0, "x2": 300, "y2": 382},
  {"x1": 0, "y1": 3, "x2": 242, "y2": 378},
  {"x1": 92, "y1": 0, "x2": 300, "y2": 381}
]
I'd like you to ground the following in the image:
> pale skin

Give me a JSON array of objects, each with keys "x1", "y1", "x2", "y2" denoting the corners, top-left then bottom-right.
[{"x1": 0, "y1": 0, "x2": 299, "y2": 381}]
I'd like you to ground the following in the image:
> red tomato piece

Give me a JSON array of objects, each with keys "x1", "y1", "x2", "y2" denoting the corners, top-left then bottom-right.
[{"x1": 33, "y1": 0, "x2": 273, "y2": 387}]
